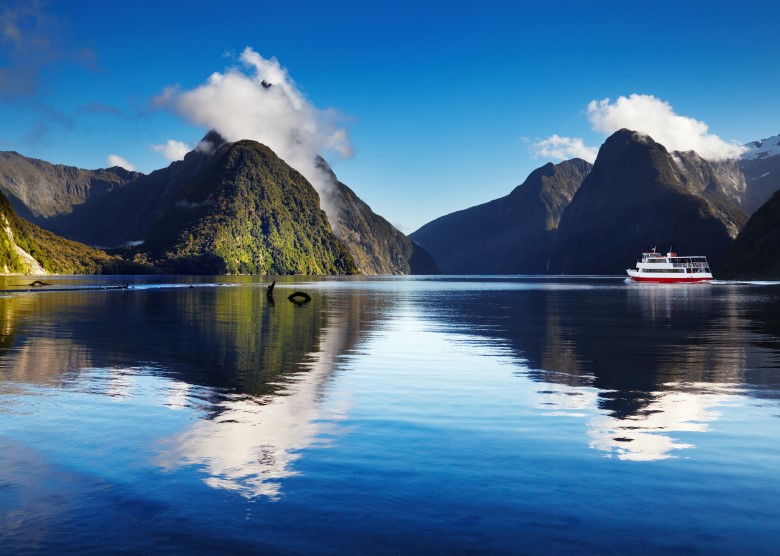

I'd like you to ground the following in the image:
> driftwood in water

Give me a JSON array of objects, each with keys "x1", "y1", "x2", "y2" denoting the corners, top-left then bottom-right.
[
  {"x1": 29, "y1": 280, "x2": 51, "y2": 287},
  {"x1": 267, "y1": 281, "x2": 276, "y2": 300}
]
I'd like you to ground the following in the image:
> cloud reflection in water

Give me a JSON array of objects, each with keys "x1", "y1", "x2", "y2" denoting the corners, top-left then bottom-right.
[
  {"x1": 157, "y1": 311, "x2": 352, "y2": 500},
  {"x1": 534, "y1": 381, "x2": 741, "y2": 461}
]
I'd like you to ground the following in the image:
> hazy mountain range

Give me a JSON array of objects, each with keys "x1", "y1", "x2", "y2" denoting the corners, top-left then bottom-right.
[{"x1": 0, "y1": 128, "x2": 778, "y2": 277}]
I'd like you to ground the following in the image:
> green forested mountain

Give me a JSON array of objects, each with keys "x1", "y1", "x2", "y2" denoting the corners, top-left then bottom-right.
[
  {"x1": 410, "y1": 159, "x2": 592, "y2": 274},
  {"x1": 0, "y1": 190, "x2": 136, "y2": 274},
  {"x1": 133, "y1": 140, "x2": 357, "y2": 275},
  {"x1": 0, "y1": 133, "x2": 434, "y2": 275}
]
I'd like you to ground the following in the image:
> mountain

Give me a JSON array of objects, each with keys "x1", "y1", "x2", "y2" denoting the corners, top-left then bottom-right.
[
  {"x1": 409, "y1": 130, "x2": 780, "y2": 277},
  {"x1": 716, "y1": 188, "x2": 780, "y2": 278},
  {"x1": 0, "y1": 133, "x2": 433, "y2": 275},
  {"x1": 0, "y1": 151, "x2": 140, "y2": 233},
  {"x1": 553, "y1": 129, "x2": 747, "y2": 274},
  {"x1": 739, "y1": 133, "x2": 780, "y2": 214},
  {"x1": 0, "y1": 189, "x2": 136, "y2": 275},
  {"x1": 132, "y1": 139, "x2": 357, "y2": 275},
  {"x1": 410, "y1": 159, "x2": 592, "y2": 274},
  {"x1": 39, "y1": 131, "x2": 225, "y2": 248},
  {"x1": 318, "y1": 159, "x2": 438, "y2": 275}
]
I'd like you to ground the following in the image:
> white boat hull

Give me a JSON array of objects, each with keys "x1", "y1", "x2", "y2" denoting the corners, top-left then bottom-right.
[{"x1": 626, "y1": 269, "x2": 713, "y2": 283}]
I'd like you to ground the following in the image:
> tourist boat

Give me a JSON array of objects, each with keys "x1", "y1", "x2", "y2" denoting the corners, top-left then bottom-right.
[{"x1": 626, "y1": 246, "x2": 713, "y2": 283}]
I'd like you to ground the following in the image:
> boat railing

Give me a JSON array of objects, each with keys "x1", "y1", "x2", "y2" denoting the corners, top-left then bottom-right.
[{"x1": 671, "y1": 260, "x2": 709, "y2": 269}]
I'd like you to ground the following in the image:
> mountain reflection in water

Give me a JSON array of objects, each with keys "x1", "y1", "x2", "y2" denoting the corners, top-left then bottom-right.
[
  {"x1": 0, "y1": 279, "x2": 384, "y2": 500},
  {"x1": 413, "y1": 279, "x2": 780, "y2": 461}
]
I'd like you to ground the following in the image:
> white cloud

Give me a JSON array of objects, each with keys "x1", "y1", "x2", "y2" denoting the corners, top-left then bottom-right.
[
  {"x1": 106, "y1": 154, "x2": 135, "y2": 171},
  {"x1": 587, "y1": 94, "x2": 747, "y2": 160},
  {"x1": 533, "y1": 93, "x2": 747, "y2": 163},
  {"x1": 532, "y1": 134, "x2": 598, "y2": 163},
  {"x1": 154, "y1": 47, "x2": 354, "y2": 226},
  {"x1": 151, "y1": 139, "x2": 191, "y2": 162}
]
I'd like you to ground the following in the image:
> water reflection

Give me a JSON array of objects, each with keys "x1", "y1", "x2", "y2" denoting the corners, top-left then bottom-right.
[
  {"x1": 0, "y1": 281, "x2": 386, "y2": 501},
  {"x1": 1, "y1": 277, "x2": 779, "y2": 484},
  {"x1": 417, "y1": 280, "x2": 780, "y2": 461},
  {"x1": 1, "y1": 277, "x2": 780, "y2": 554},
  {"x1": 533, "y1": 380, "x2": 741, "y2": 460},
  {"x1": 157, "y1": 301, "x2": 359, "y2": 499}
]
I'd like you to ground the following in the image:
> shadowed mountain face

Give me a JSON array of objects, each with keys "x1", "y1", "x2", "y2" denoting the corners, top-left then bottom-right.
[
  {"x1": 553, "y1": 129, "x2": 746, "y2": 274},
  {"x1": 0, "y1": 151, "x2": 140, "y2": 228},
  {"x1": 410, "y1": 159, "x2": 592, "y2": 274},
  {"x1": 717, "y1": 188, "x2": 780, "y2": 278},
  {"x1": 317, "y1": 159, "x2": 438, "y2": 275},
  {"x1": 739, "y1": 133, "x2": 780, "y2": 214},
  {"x1": 410, "y1": 131, "x2": 780, "y2": 277},
  {"x1": 44, "y1": 134, "x2": 224, "y2": 248}
]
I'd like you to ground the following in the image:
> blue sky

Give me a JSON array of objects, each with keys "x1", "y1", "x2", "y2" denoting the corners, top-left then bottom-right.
[{"x1": 1, "y1": 0, "x2": 779, "y2": 232}]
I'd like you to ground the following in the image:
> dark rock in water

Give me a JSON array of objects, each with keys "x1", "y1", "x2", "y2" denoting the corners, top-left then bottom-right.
[{"x1": 287, "y1": 291, "x2": 312, "y2": 304}]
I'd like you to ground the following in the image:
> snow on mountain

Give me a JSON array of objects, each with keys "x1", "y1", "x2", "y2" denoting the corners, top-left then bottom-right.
[{"x1": 742, "y1": 134, "x2": 780, "y2": 160}]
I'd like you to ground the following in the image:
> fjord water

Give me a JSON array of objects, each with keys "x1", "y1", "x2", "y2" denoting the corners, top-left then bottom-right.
[{"x1": 1, "y1": 276, "x2": 779, "y2": 554}]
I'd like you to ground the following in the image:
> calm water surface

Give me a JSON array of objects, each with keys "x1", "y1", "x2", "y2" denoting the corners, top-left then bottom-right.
[{"x1": 1, "y1": 275, "x2": 779, "y2": 554}]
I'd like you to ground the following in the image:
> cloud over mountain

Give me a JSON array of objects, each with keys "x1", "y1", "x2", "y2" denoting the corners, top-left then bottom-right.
[
  {"x1": 151, "y1": 139, "x2": 191, "y2": 162},
  {"x1": 154, "y1": 47, "x2": 353, "y2": 224},
  {"x1": 587, "y1": 94, "x2": 747, "y2": 160},
  {"x1": 533, "y1": 94, "x2": 747, "y2": 163},
  {"x1": 532, "y1": 135, "x2": 598, "y2": 163},
  {"x1": 106, "y1": 154, "x2": 135, "y2": 171}
]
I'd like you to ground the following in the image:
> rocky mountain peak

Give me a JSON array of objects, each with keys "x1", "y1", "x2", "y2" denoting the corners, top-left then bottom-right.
[{"x1": 742, "y1": 133, "x2": 780, "y2": 160}]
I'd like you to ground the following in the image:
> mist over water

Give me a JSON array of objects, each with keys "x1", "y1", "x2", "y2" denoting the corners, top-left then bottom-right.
[{"x1": 1, "y1": 276, "x2": 779, "y2": 554}]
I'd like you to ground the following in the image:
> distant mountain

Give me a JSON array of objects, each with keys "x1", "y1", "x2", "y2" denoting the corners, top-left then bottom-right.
[
  {"x1": 0, "y1": 151, "x2": 140, "y2": 231},
  {"x1": 716, "y1": 188, "x2": 780, "y2": 278},
  {"x1": 39, "y1": 131, "x2": 225, "y2": 248},
  {"x1": 554, "y1": 129, "x2": 747, "y2": 274},
  {"x1": 738, "y1": 133, "x2": 780, "y2": 214},
  {"x1": 409, "y1": 129, "x2": 780, "y2": 277},
  {"x1": 410, "y1": 159, "x2": 592, "y2": 274},
  {"x1": 124, "y1": 136, "x2": 434, "y2": 274}
]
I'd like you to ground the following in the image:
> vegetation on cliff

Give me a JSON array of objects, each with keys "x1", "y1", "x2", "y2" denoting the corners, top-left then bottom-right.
[
  {"x1": 136, "y1": 140, "x2": 357, "y2": 275},
  {"x1": 0, "y1": 191, "x2": 144, "y2": 274}
]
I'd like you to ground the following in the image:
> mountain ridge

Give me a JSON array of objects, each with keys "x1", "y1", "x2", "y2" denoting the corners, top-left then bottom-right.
[
  {"x1": 0, "y1": 133, "x2": 435, "y2": 275},
  {"x1": 411, "y1": 158, "x2": 592, "y2": 274}
]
